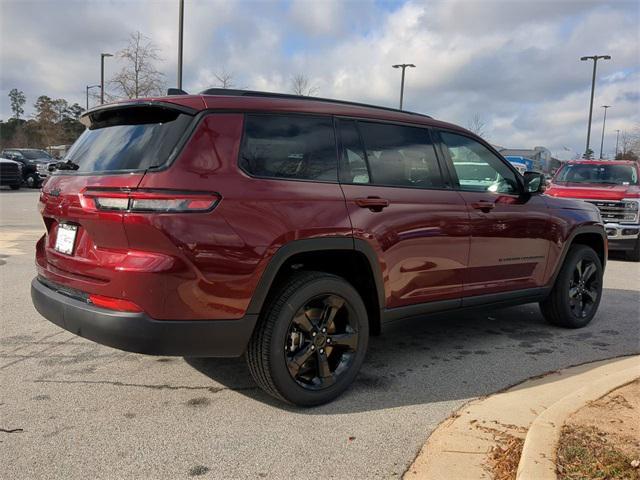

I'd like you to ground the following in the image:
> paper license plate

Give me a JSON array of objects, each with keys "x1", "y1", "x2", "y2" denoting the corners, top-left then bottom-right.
[{"x1": 54, "y1": 224, "x2": 78, "y2": 255}]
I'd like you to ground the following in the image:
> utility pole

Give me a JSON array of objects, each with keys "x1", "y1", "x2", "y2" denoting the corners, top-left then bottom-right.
[
  {"x1": 86, "y1": 85, "x2": 100, "y2": 110},
  {"x1": 392, "y1": 63, "x2": 415, "y2": 110},
  {"x1": 580, "y1": 55, "x2": 611, "y2": 157},
  {"x1": 100, "y1": 53, "x2": 113, "y2": 104},
  {"x1": 178, "y1": 0, "x2": 184, "y2": 90},
  {"x1": 599, "y1": 105, "x2": 611, "y2": 159},
  {"x1": 615, "y1": 129, "x2": 620, "y2": 158}
]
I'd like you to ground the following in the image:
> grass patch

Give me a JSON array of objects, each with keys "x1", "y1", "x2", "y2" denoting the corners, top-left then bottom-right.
[{"x1": 557, "y1": 425, "x2": 640, "y2": 480}]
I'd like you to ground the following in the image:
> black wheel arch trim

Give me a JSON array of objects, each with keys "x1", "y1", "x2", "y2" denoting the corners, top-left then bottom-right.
[
  {"x1": 246, "y1": 237, "x2": 386, "y2": 319},
  {"x1": 547, "y1": 225, "x2": 607, "y2": 287}
]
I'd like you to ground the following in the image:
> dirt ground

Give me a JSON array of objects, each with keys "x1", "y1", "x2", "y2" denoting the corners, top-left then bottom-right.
[{"x1": 557, "y1": 379, "x2": 640, "y2": 479}]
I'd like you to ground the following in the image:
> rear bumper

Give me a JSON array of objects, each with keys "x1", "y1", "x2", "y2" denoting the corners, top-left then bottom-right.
[{"x1": 31, "y1": 278, "x2": 258, "y2": 357}]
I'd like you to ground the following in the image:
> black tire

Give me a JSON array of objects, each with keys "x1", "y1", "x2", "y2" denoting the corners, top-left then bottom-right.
[
  {"x1": 10, "y1": 184, "x2": 20, "y2": 190},
  {"x1": 625, "y1": 238, "x2": 640, "y2": 262},
  {"x1": 540, "y1": 245, "x2": 603, "y2": 328},
  {"x1": 246, "y1": 271, "x2": 369, "y2": 406}
]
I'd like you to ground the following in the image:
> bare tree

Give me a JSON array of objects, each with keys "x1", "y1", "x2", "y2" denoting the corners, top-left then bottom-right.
[
  {"x1": 290, "y1": 73, "x2": 318, "y2": 96},
  {"x1": 8, "y1": 88, "x2": 26, "y2": 120},
  {"x1": 110, "y1": 31, "x2": 165, "y2": 99},
  {"x1": 466, "y1": 114, "x2": 487, "y2": 137},
  {"x1": 213, "y1": 70, "x2": 235, "y2": 89}
]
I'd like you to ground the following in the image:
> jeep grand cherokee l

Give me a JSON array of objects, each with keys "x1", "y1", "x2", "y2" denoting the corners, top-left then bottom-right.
[{"x1": 31, "y1": 90, "x2": 607, "y2": 406}]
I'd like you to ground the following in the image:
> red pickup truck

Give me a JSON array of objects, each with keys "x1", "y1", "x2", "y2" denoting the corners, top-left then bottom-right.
[{"x1": 547, "y1": 160, "x2": 640, "y2": 261}]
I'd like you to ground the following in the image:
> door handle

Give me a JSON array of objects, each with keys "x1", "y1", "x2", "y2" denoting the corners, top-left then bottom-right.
[
  {"x1": 471, "y1": 201, "x2": 495, "y2": 213},
  {"x1": 355, "y1": 197, "x2": 389, "y2": 212}
]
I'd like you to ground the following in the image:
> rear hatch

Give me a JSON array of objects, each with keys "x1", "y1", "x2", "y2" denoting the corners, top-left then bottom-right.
[{"x1": 37, "y1": 102, "x2": 197, "y2": 294}]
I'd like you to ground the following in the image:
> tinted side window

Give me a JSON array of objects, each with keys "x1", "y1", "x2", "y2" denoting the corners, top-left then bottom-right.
[
  {"x1": 239, "y1": 114, "x2": 337, "y2": 181},
  {"x1": 358, "y1": 122, "x2": 444, "y2": 188},
  {"x1": 440, "y1": 132, "x2": 519, "y2": 194},
  {"x1": 338, "y1": 120, "x2": 369, "y2": 184}
]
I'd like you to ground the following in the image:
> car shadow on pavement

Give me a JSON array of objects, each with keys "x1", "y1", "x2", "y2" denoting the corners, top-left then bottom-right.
[{"x1": 185, "y1": 287, "x2": 640, "y2": 413}]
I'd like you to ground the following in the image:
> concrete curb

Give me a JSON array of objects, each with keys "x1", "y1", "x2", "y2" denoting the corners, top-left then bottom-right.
[
  {"x1": 404, "y1": 355, "x2": 640, "y2": 480},
  {"x1": 516, "y1": 364, "x2": 640, "y2": 480}
]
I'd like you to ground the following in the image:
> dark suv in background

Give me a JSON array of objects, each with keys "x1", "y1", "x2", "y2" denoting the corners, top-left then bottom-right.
[
  {"x1": 31, "y1": 90, "x2": 607, "y2": 405},
  {"x1": 2, "y1": 148, "x2": 54, "y2": 188}
]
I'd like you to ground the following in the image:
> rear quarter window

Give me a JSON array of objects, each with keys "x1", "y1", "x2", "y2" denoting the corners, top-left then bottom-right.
[{"x1": 239, "y1": 114, "x2": 338, "y2": 182}]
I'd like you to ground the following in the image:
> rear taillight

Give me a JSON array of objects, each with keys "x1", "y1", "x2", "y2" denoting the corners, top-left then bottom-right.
[
  {"x1": 89, "y1": 294, "x2": 143, "y2": 313},
  {"x1": 81, "y1": 189, "x2": 220, "y2": 213}
]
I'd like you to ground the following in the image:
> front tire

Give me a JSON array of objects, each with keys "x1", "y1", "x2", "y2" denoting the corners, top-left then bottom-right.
[
  {"x1": 540, "y1": 245, "x2": 603, "y2": 328},
  {"x1": 246, "y1": 271, "x2": 369, "y2": 406}
]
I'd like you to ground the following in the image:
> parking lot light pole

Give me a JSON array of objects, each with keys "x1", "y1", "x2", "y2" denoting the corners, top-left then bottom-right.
[
  {"x1": 599, "y1": 105, "x2": 611, "y2": 159},
  {"x1": 580, "y1": 55, "x2": 611, "y2": 157},
  {"x1": 615, "y1": 129, "x2": 620, "y2": 158},
  {"x1": 86, "y1": 84, "x2": 100, "y2": 110},
  {"x1": 178, "y1": 0, "x2": 184, "y2": 89},
  {"x1": 392, "y1": 63, "x2": 415, "y2": 110},
  {"x1": 100, "y1": 53, "x2": 114, "y2": 104}
]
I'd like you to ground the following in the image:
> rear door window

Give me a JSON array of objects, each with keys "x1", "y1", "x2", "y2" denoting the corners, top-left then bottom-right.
[
  {"x1": 63, "y1": 106, "x2": 193, "y2": 173},
  {"x1": 239, "y1": 114, "x2": 337, "y2": 181},
  {"x1": 356, "y1": 121, "x2": 444, "y2": 188}
]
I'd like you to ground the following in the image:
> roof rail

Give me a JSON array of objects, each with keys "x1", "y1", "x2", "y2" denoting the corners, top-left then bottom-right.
[{"x1": 198, "y1": 88, "x2": 431, "y2": 119}]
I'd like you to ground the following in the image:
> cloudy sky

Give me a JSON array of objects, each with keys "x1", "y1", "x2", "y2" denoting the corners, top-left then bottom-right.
[{"x1": 1, "y1": 0, "x2": 638, "y2": 158}]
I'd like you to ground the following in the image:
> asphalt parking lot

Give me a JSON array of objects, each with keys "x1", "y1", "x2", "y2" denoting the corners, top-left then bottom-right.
[{"x1": 1, "y1": 189, "x2": 639, "y2": 480}]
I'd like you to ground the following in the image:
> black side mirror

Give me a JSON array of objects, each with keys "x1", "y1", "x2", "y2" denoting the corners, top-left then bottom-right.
[{"x1": 523, "y1": 171, "x2": 545, "y2": 193}]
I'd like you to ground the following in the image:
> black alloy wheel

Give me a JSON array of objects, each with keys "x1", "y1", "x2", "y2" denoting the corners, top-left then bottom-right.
[
  {"x1": 540, "y1": 244, "x2": 603, "y2": 328},
  {"x1": 247, "y1": 271, "x2": 369, "y2": 406},
  {"x1": 285, "y1": 294, "x2": 359, "y2": 390},
  {"x1": 567, "y1": 257, "x2": 599, "y2": 319}
]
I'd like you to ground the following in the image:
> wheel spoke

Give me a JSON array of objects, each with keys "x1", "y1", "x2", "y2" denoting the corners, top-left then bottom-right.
[
  {"x1": 287, "y1": 344, "x2": 315, "y2": 378},
  {"x1": 318, "y1": 296, "x2": 344, "y2": 330},
  {"x1": 330, "y1": 332, "x2": 358, "y2": 350},
  {"x1": 293, "y1": 310, "x2": 315, "y2": 334},
  {"x1": 569, "y1": 286, "x2": 579, "y2": 298},
  {"x1": 584, "y1": 286, "x2": 598, "y2": 302},
  {"x1": 575, "y1": 259, "x2": 583, "y2": 280},
  {"x1": 316, "y1": 351, "x2": 334, "y2": 386},
  {"x1": 581, "y1": 262, "x2": 597, "y2": 282}
]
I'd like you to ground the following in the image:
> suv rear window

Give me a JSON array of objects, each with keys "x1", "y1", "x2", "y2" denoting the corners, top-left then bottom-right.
[
  {"x1": 239, "y1": 114, "x2": 337, "y2": 181},
  {"x1": 63, "y1": 106, "x2": 192, "y2": 173}
]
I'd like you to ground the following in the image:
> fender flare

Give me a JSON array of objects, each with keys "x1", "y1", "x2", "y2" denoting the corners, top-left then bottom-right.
[
  {"x1": 246, "y1": 237, "x2": 385, "y2": 317},
  {"x1": 547, "y1": 225, "x2": 607, "y2": 287}
]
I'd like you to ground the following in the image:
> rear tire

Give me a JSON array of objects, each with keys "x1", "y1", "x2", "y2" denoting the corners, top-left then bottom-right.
[
  {"x1": 540, "y1": 245, "x2": 603, "y2": 328},
  {"x1": 625, "y1": 238, "x2": 640, "y2": 262},
  {"x1": 246, "y1": 271, "x2": 369, "y2": 406}
]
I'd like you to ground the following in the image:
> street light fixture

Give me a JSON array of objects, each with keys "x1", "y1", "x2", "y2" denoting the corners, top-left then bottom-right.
[
  {"x1": 392, "y1": 63, "x2": 415, "y2": 110},
  {"x1": 86, "y1": 84, "x2": 101, "y2": 110},
  {"x1": 580, "y1": 55, "x2": 611, "y2": 158},
  {"x1": 100, "y1": 53, "x2": 114, "y2": 104},
  {"x1": 599, "y1": 105, "x2": 611, "y2": 159},
  {"x1": 615, "y1": 129, "x2": 621, "y2": 158}
]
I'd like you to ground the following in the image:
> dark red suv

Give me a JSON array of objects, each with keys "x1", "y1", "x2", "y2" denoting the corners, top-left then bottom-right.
[{"x1": 31, "y1": 90, "x2": 607, "y2": 405}]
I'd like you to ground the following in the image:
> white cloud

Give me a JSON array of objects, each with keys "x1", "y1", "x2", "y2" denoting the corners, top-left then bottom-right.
[{"x1": 0, "y1": 0, "x2": 638, "y2": 158}]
